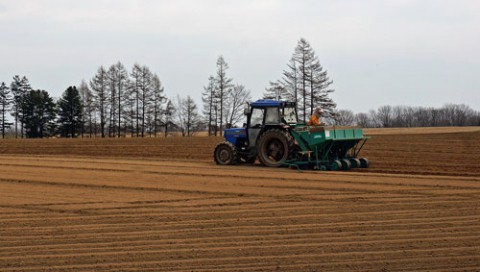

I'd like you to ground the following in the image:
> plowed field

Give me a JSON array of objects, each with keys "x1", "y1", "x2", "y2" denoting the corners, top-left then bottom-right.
[{"x1": 1, "y1": 127, "x2": 479, "y2": 271}]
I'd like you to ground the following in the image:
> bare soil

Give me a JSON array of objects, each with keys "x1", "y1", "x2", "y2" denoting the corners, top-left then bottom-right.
[{"x1": 0, "y1": 127, "x2": 479, "y2": 271}]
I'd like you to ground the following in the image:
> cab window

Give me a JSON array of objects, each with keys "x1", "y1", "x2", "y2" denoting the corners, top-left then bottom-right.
[
  {"x1": 265, "y1": 107, "x2": 280, "y2": 124},
  {"x1": 283, "y1": 107, "x2": 297, "y2": 124},
  {"x1": 249, "y1": 108, "x2": 264, "y2": 128}
]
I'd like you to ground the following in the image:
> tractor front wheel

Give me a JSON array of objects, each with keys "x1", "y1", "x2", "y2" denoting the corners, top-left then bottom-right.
[
  {"x1": 214, "y1": 142, "x2": 238, "y2": 165},
  {"x1": 257, "y1": 129, "x2": 291, "y2": 167}
]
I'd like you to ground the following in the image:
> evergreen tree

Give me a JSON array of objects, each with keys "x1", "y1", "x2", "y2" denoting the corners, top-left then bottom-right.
[
  {"x1": 163, "y1": 99, "x2": 175, "y2": 137},
  {"x1": 57, "y1": 86, "x2": 83, "y2": 137},
  {"x1": 150, "y1": 74, "x2": 166, "y2": 136},
  {"x1": 10, "y1": 75, "x2": 31, "y2": 138},
  {"x1": 0, "y1": 82, "x2": 13, "y2": 138},
  {"x1": 21, "y1": 90, "x2": 56, "y2": 138}
]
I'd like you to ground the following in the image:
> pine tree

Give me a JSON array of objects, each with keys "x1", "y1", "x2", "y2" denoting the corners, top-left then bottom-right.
[
  {"x1": 150, "y1": 74, "x2": 166, "y2": 136},
  {"x1": 10, "y1": 75, "x2": 31, "y2": 138},
  {"x1": 163, "y1": 99, "x2": 175, "y2": 137},
  {"x1": 57, "y1": 86, "x2": 83, "y2": 138},
  {"x1": 21, "y1": 90, "x2": 56, "y2": 138}
]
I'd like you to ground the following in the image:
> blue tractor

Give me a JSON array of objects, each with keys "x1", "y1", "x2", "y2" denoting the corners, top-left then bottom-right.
[{"x1": 213, "y1": 99, "x2": 369, "y2": 170}]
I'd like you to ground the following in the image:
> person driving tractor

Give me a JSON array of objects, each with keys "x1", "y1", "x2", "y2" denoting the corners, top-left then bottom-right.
[{"x1": 307, "y1": 106, "x2": 323, "y2": 126}]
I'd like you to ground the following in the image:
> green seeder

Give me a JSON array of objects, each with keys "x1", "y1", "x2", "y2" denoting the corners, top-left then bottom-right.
[{"x1": 287, "y1": 125, "x2": 369, "y2": 170}]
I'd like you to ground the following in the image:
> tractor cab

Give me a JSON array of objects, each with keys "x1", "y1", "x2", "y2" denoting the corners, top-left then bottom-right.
[
  {"x1": 244, "y1": 99, "x2": 297, "y2": 147},
  {"x1": 218, "y1": 99, "x2": 297, "y2": 165}
]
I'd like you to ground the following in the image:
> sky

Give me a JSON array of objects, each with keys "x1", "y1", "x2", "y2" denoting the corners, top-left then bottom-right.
[{"x1": 0, "y1": 0, "x2": 479, "y2": 113}]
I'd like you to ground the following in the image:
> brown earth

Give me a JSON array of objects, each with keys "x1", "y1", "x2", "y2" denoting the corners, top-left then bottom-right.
[
  {"x1": 0, "y1": 127, "x2": 479, "y2": 271},
  {"x1": 1, "y1": 126, "x2": 479, "y2": 176}
]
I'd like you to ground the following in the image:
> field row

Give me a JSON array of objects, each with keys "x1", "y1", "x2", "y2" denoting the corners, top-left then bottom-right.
[
  {"x1": 1, "y1": 128, "x2": 479, "y2": 176},
  {"x1": 0, "y1": 156, "x2": 479, "y2": 271}
]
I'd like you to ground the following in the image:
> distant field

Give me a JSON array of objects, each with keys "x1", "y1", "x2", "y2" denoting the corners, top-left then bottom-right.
[
  {"x1": 364, "y1": 126, "x2": 480, "y2": 135},
  {"x1": 0, "y1": 127, "x2": 479, "y2": 271},
  {"x1": 1, "y1": 127, "x2": 479, "y2": 176}
]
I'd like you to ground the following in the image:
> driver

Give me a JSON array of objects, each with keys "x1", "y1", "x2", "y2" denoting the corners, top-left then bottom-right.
[{"x1": 307, "y1": 106, "x2": 323, "y2": 126}]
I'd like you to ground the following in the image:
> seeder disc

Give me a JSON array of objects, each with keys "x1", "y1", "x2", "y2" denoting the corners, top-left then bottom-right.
[
  {"x1": 329, "y1": 160, "x2": 342, "y2": 171},
  {"x1": 350, "y1": 158, "x2": 361, "y2": 168},
  {"x1": 340, "y1": 159, "x2": 352, "y2": 170},
  {"x1": 359, "y1": 158, "x2": 369, "y2": 168}
]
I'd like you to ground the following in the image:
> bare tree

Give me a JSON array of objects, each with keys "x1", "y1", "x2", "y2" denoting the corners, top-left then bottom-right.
[
  {"x1": 294, "y1": 38, "x2": 314, "y2": 122},
  {"x1": 201, "y1": 76, "x2": 216, "y2": 136},
  {"x1": 107, "y1": 62, "x2": 128, "y2": 137},
  {"x1": 226, "y1": 84, "x2": 251, "y2": 127},
  {"x1": 215, "y1": 56, "x2": 233, "y2": 136},
  {"x1": 78, "y1": 80, "x2": 94, "y2": 137},
  {"x1": 90, "y1": 66, "x2": 109, "y2": 137},
  {"x1": 356, "y1": 104, "x2": 480, "y2": 128},
  {"x1": 129, "y1": 64, "x2": 154, "y2": 137},
  {"x1": 0, "y1": 82, "x2": 13, "y2": 138},
  {"x1": 355, "y1": 112, "x2": 371, "y2": 127},
  {"x1": 335, "y1": 109, "x2": 355, "y2": 126},
  {"x1": 176, "y1": 95, "x2": 201, "y2": 137},
  {"x1": 376, "y1": 105, "x2": 393, "y2": 128}
]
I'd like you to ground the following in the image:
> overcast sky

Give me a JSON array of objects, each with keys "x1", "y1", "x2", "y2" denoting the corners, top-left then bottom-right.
[{"x1": 0, "y1": 0, "x2": 479, "y2": 112}]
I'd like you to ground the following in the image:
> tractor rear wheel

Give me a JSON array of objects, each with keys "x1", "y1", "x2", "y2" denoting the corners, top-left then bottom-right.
[
  {"x1": 214, "y1": 142, "x2": 238, "y2": 165},
  {"x1": 257, "y1": 129, "x2": 291, "y2": 167}
]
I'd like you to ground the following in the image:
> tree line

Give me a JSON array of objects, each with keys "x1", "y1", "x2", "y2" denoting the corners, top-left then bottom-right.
[
  {"x1": 1, "y1": 38, "x2": 478, "y2": 139},
  {"x1": 0, "y1": 57, "x2": 253, "y2": 138},
  {"x1": 335, "y1": 104, "x2": 480, "y2": 128},
  {"x1": 0, "y1": 76, "x2": 89, "y2": 138},
  {"x1": 0, "y1": 38, "x2": 338, "y2": 139}
]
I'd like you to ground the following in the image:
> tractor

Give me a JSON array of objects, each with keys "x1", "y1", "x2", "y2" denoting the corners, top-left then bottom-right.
[{"x1": 213, "y1": 99, "x2": 369, "y2": 170}]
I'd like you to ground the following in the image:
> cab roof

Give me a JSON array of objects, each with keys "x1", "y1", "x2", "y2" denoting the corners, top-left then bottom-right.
[{"x1": 251, "y1": 99, "x2": 293, "y2": 107}]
